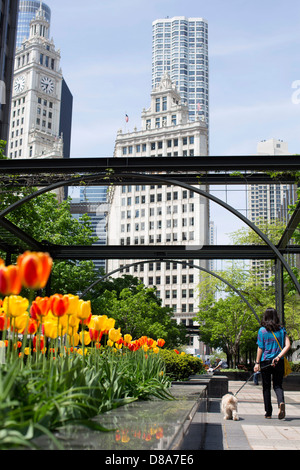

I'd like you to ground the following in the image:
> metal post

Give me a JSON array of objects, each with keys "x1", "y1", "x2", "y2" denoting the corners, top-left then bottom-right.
[{"x1": 275, "y1": 259, "x2": 284, "y2": 325}]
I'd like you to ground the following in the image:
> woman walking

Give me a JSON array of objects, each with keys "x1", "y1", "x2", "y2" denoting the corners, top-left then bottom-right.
[{"x1": 253, "y1": 307, "x2": 291, "y2": 419}]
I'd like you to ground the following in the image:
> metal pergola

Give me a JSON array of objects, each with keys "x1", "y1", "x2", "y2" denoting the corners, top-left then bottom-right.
[{"x1": 0, "y1": 156, "x2": 300, "y2": 323}]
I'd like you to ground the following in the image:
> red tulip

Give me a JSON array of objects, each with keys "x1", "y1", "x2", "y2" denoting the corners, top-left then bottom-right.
[
  {"x1": 0, "y1": 263, "x2": 22, "y2": 296},
  {"x1": 49, "y1": 294, "x2": 69, "y2": 317}
]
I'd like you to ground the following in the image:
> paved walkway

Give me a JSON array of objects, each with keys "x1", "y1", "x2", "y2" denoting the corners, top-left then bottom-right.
[{"x1": 203, "y1": 380, "x2": 300, "y2": 450}]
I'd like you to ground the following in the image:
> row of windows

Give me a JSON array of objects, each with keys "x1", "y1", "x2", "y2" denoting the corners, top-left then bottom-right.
[
  {"x1": 122, "y1": 190, "x2": 194, "y2": 202},
  {"x1": 122, "y1": 185, "x2": 194, "y2": 195},
  {"x1": 128, "y1": 261, "x2": 196, "y2": 271},
  {"x1": 122, "y1": 136, "x2": 195, "y2": 155},
  {"x1": 120, "y1": 231, "x2": 195, "y2": 244},
  {"x1": 121, "y1": 204, "x2": 195, "y2": 221},
  {"x1": 15, "y1": 51, "x2": 55, "y2": 71},
  {"x1": 121, "y1": 218, "x2": 195, "y2": 232},
  {"x1": 131, "y1": 274, "x2": 195, "y2": 284},
  {"x1": 121, "y1": 197, "x2": 195, "y2": 211}
]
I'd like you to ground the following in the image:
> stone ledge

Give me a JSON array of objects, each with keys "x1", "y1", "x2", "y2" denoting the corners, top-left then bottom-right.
[{"x1": 33, "y1": 382, "x2": 209, "y2": 451}]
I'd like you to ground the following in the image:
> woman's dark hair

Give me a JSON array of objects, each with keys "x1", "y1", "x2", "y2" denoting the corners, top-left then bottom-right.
[{"x1": 261, "y1": 307, "x2": 281, "y2": 332}]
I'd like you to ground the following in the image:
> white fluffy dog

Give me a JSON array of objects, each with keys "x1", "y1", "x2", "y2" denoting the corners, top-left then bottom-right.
[{"x1": 221, "y1": 393, "x2": 239, "y2": 421}]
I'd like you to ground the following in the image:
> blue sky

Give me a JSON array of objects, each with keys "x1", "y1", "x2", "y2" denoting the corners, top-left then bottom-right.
[{"x1": 45, "y1": 0, "x2": 300, "y2": 242}]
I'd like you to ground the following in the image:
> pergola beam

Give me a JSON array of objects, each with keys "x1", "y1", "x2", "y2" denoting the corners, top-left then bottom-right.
[{"x1": 0, "y1": 155, "x2": 300, "y2": 174}]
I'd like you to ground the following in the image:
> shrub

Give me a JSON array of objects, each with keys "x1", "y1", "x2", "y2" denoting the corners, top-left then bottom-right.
[
  {"x1": 159, "y1": 349, "x2": 205, "y2": 381},
  {"x1": 291, "y1": 362, "x2": 300, "y2": 372}
]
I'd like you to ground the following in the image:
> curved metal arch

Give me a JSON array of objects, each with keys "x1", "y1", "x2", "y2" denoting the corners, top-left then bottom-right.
[
  {"x1": 79, "y1": 258, "x2": 260, "y2": 323},
  {"x1": 1, "y1": 171, "x2": 299, "y2": 296}
]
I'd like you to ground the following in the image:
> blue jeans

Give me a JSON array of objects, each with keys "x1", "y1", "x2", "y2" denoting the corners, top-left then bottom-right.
[{"x1": 260, "y1": 359, "x2": 285, "y2": 416}]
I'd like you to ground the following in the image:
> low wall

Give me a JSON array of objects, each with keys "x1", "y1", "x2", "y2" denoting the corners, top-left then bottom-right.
[{"x1": 33, "y1": 382, "x2": 209, "y2": 451}]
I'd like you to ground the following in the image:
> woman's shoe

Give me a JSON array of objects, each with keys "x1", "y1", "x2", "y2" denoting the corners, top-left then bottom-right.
[
  {"x1": 265, "y1": 414, "x2": 272, "y2": 419},
  {"x1": 278, "y1": 403, "x2": 285, "y2": 419}
]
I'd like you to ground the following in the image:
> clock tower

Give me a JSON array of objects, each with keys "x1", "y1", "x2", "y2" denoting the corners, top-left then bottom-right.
[{"x1": 8, "y1": 6, "x2": 63, "y2": 159}]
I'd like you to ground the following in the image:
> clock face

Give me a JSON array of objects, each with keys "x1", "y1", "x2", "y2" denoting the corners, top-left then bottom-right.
[
  {"x1": 40, "y1": 76, "x2": 54, "y2": 94},
  {"x1": 14, "y1": 75, "x2": 25, "y2": 94}
]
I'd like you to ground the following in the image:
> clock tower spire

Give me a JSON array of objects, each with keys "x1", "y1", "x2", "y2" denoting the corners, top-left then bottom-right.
[{"x1": 8, "y1": 5, "x2": 63, "y2": 161}]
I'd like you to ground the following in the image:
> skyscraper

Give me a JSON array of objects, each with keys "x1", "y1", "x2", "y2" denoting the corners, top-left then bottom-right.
[
  {"x1": 16, "y1": 1, "x2": 51, "y2": 49},
  {"x1": 248, "y1": 139, "x2": 296, "y2": 286},
  {"x1": 152, "y1": 17, "x2": 209, "y2": 129}
]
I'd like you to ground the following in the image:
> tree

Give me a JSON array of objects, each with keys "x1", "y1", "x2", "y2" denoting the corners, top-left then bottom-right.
[
  {"x1": 91, "y1": 283, "x2": 187, "y2": 348},
  {"x1": 229, "y1": 218, "x2": 300, "y2": 342},
  {"x1": 0, "y1": 185, "x2": 98, "y2": 295},
  {"x1": 195, "y1": 270, "x2": 262, "y2": 367},
  {"x1": 0, "y1": 140, "x2": 7, "y2": 159},
  {"x1": 196, "y1": 294, "x2": 258, "y2": 368}
]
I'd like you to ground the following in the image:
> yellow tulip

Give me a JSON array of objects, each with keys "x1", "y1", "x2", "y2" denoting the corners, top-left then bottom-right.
[
  {"x1": 13, "y1": 312, "x2": 29, "y2": 332},
  {"x1": 66, "y1": 294, "x2": 80, "y2": 315},
  {"x1": 115, "y1": 342, "x2": 122, "y2": 349},
  {"x1": 68, "y1": 332, "x2": 79, "y2": 347},
  {"x1": 152, "y1": 347, "x2": 159, "y2": 354},
  {"x1": 107, "y1": 339, "x2": 114, "y2": 347},
  {"x1": 43, "y1": 320, "x2": 58, "y2": 339},
  {"x1": 105, "y1": 317, "x2": 115, "y2": 331},
  {"x1": 77, "y1": 299, "x2": 91, "y2": 320},
  {"x1": 3, "y1": 295, "x2": 29, "y2": 317},
  {"x1": 108, "y1": 327, "x2": 122, "y2": 343},
  {"x1": 68, "y1": 314, "x2": 80, "y2": 328},
  {"x1": 124, "y1": 334, "x2": 132, "y2": 344},
  {"x1": 79, "y1": 330, "x2": 91, "y2": 346},
  {"x1": 88, "y1": 315, "x2": 102, "y2": 331},
  {"x1": 77, "y1": 348, "x2": 87, "y2": 356},
  {"x1": 142, "y1": 344, "x2": 149, "y2": 352}
]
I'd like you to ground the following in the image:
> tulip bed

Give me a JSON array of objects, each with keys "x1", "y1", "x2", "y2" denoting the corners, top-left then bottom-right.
[{"x1": 0, "y1": 252, "x2": 172, "y2": 450}]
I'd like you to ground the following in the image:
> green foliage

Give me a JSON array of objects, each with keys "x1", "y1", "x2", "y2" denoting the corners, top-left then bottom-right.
[
  {"x1": 291, "y1": 362, "x2": 300, "y2": 372},
  {"x1": 91, "y1": 283, "x2": 187, "y2": 348},
  {"x1": 159, "y1": 349, "x2": 205, "y2": 381},
  {"x1": 0, "y1": 140, "x2": 7, "y2": 159}
]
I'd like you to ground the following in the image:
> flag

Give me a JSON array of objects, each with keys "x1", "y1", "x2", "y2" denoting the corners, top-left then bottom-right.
[
  {"x1": 197, "y1": 102, "x2": 201, "y2": 112},
  {"x1": 125, "y1": 114, "x2": 129, "y2": 123}
]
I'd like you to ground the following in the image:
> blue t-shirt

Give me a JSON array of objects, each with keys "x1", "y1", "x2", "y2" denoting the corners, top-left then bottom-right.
[{"x1": 257, "y1": 327, "x2": 286, "y2": 361}]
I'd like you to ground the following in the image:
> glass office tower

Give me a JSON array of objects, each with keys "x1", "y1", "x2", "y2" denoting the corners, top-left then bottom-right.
[
  {"x1": 16, "y1": 1, "x2": 51, "y2": 48},
  {"x1": 152, "y1": 17, "x2": 209, "y2": 127}
]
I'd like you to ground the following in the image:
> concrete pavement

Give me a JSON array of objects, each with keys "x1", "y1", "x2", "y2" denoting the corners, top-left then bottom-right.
[{"x1": 203, "y1": 380, "x2": 300, "y2": 450}]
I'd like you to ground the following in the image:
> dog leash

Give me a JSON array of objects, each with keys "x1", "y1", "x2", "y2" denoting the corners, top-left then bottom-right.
[{"x1": 233, "y1": 363, "x2": 272, "y2": 397}]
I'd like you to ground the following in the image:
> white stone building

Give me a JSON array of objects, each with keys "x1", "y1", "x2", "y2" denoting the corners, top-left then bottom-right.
[
  {"x1": 107, "y1": 74, "x2": 210, "y2": 355},
  {"x1": 7, "y1": 6, "x2": 63, "y2": 161}
]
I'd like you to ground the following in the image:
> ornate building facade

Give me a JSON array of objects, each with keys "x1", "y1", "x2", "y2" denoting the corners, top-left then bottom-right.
[{"x1": 108, "y1": 74, "x2": 209, "y2": 355}]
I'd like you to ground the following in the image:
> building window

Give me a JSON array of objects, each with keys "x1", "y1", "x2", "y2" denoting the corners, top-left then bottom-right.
[
  {"x1": 156, "y1": 98, "x2": 160, "y2": 112},
  {"x1": 162, "y1": 96, "x2": 167, "y2": 111}
]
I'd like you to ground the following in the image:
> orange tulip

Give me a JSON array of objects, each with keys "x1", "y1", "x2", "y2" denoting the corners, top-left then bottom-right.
[
  {"x1": 157, "y1": 338, "x2": 165, "y2": 348},
  {"x1": 49, "y1": 294, "x2": 69, "y2": 318},
  {"x1": 17, "y1": 251, "x2": 52, "y2": 290},
  {"x1": 30, "y1": 296, "x2": 51, "y2": 320},
  {"x1": 0, "y1": 263, "x2": 22, "y2": 296}
]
